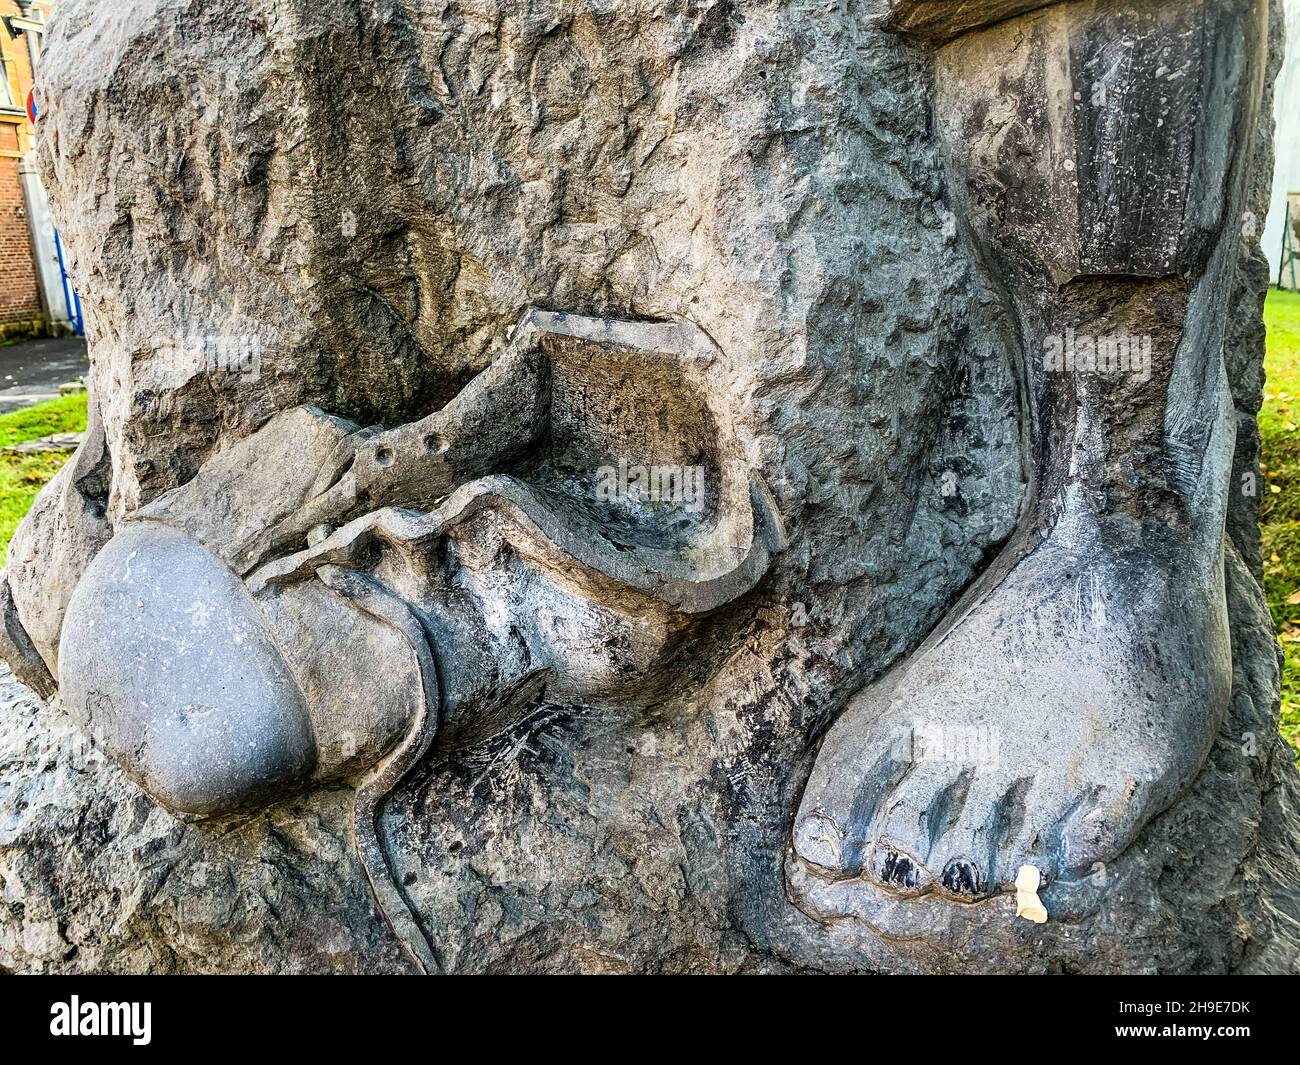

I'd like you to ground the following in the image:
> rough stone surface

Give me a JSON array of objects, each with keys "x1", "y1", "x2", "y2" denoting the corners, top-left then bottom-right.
[{"x1": 0, "y1": 0, "x2": 1298, "y2": 974}]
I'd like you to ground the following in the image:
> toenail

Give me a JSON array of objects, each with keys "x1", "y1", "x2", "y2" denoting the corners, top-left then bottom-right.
[
  {"x1": 874, "y1": 847, "x2": 921, "y2": 890},
  {"x1": 941, "y1": 858, "x2": 981, "y2": 897}
]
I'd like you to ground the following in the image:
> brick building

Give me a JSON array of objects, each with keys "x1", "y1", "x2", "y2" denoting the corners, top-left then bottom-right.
[{"x1": 0, "y1": 1, "x2": 70, "y2": 341}]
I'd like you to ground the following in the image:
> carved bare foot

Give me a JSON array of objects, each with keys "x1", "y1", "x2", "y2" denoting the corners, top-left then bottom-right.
[
  {"x1": 791, "y1": 522, "x2": 1230, "y2": 908},
  {"x1": 788, "y1": 0, "x2": 1265, "y2": 925}
]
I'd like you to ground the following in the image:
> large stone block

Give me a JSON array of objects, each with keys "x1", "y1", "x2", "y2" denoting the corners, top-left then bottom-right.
[{"x1": 0, "y1": 0, "x2": 1296, "y2": 975}]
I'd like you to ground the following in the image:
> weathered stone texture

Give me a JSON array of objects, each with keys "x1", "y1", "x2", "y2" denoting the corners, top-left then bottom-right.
[{"x1": 0, "y1": 0, "x2": 1296, "y2": 974}]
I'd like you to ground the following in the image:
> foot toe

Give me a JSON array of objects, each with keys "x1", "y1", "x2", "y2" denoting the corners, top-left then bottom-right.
[
  {"x1": 867, "y1": 841, "x2": 930, "y2": 895},
  {"x1": 1058, "y1": 779, "x2": 1154, "y2": 879},
  {"x1": 915, "y1": 772, "x2": 1010, "y2": 899},
  {"x1": 939, "y1": 857, "x2": 983, "y2": 897},
  {"x1": 791, "y1": 811, "x2": 847, "y2": 876}
]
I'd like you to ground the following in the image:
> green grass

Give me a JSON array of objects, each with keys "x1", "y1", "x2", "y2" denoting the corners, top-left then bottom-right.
[
  {"x1": 1261, "y1": 289, "x2": 1300, "y2": 756},
  {"x1": 0, "y1": 393, "x2": 88, "y2": 568}
]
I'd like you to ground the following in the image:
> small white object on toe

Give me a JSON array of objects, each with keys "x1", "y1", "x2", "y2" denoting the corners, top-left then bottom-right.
[{"x1": 1015, "y1": 865, "x2": 1048, "y2": 925}]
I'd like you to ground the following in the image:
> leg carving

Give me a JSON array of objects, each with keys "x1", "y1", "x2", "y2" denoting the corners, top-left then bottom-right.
[{"x1": 789, "y1": 0, "x2": 1268, "y2": 924}]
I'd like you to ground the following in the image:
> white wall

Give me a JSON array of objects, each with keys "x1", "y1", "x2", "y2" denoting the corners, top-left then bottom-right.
[
  {"x1": 1263, "y1": 0, "x2": 1300, "y2": 286},
  {"x1": 18, "y1": 157, "x2": 71, "y2": 328}
]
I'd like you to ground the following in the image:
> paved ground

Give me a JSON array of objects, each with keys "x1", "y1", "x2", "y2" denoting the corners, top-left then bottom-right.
[{"x1": 0, "y1": 336, "x2": 89, "y2": 414}]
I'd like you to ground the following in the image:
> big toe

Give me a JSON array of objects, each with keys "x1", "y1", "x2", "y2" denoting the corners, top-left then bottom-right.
[{"x1": 1057, "y1": 779, "x2": 1156, "y2": 880}]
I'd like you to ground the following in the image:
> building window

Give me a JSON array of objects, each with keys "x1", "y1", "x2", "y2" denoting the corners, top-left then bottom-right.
[{"x1": 0, "y1": 51, "x2": 16, "y2": 112}]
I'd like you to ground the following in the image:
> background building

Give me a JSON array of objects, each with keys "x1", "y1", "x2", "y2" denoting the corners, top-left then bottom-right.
[
  {"x1": 0, "y1": 1, "x2": 77, "y2": 341},
  {"x1": 1264, "y1": 0, "x2": 1300, "y2": 287}
]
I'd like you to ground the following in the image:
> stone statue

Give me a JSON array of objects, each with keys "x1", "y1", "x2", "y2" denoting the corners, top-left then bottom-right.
[{"x1": 1, "y1": 0, "x2": 1298, "y2": 974}]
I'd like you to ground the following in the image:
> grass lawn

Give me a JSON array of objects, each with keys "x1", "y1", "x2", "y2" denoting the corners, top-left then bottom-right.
[
  {"x1": 0, "y1": 392, "x2": 88, "y2": 568},
  {"x1": 1262, "y1": 288, "x2": 1300, "y2": 756}
]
